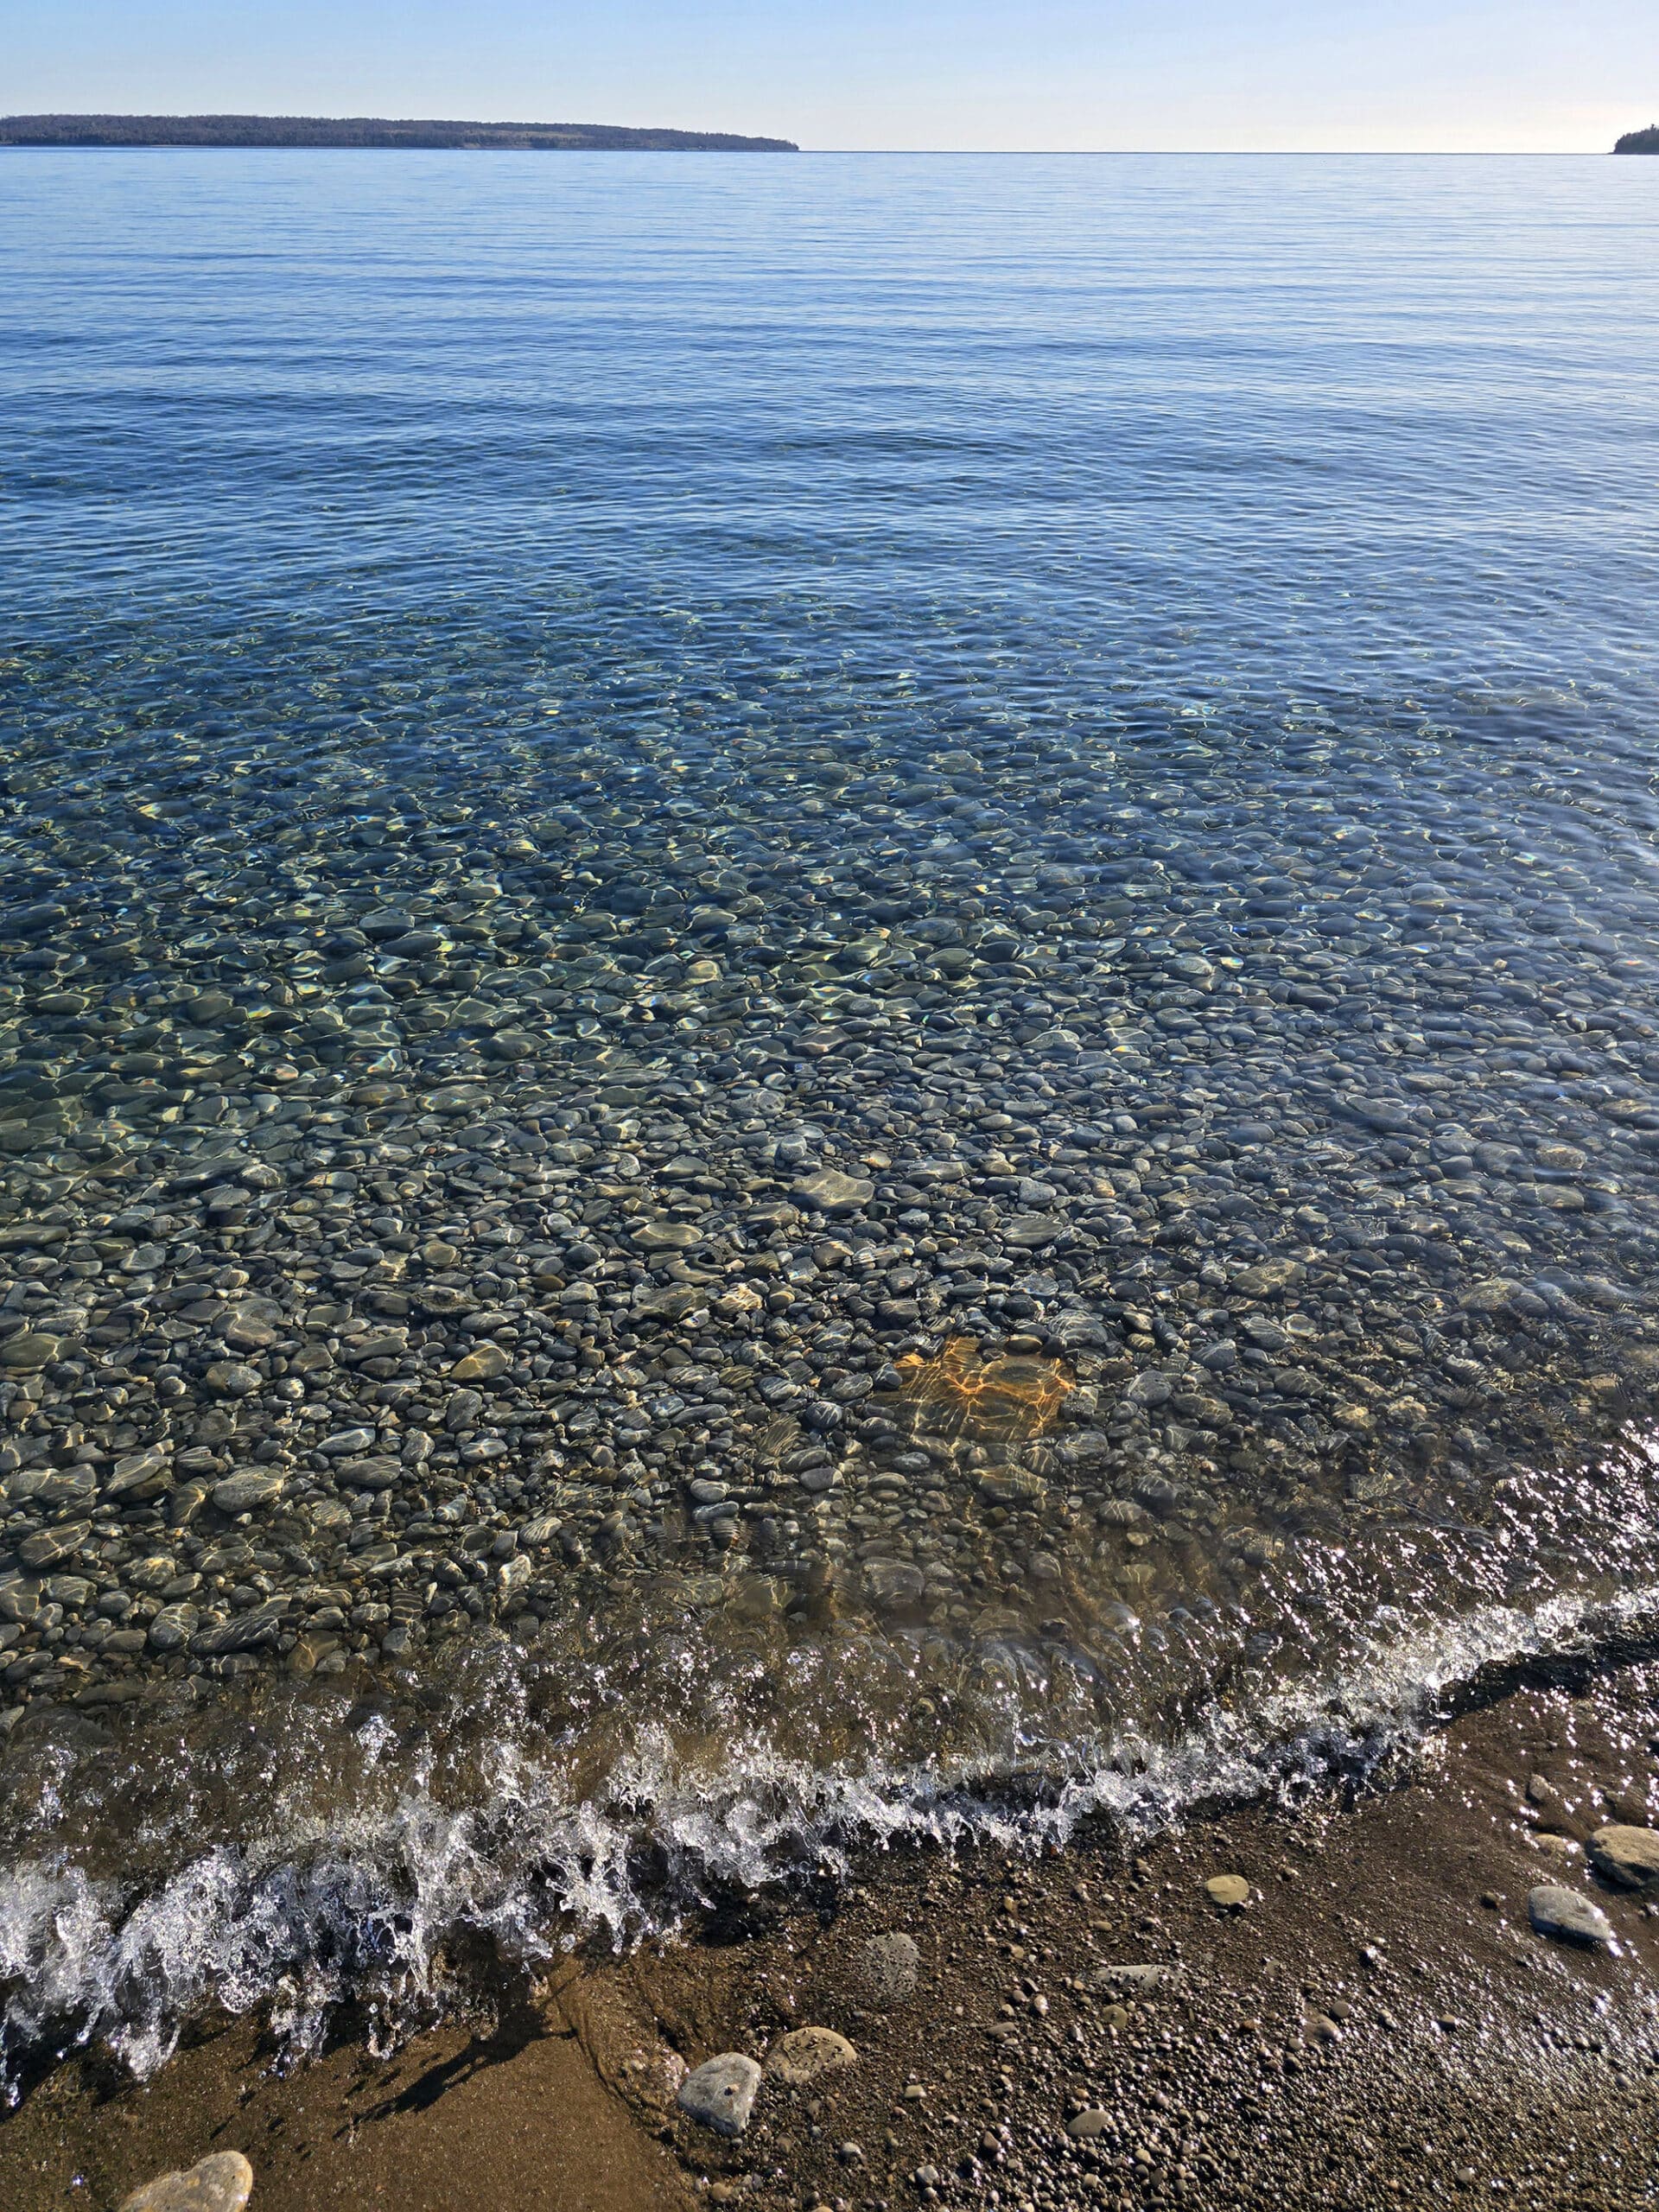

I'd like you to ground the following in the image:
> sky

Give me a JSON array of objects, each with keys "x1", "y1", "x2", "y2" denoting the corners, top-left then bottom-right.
[{"x1": 5, "y1": 0, "x2": 1655, "y2": 152}]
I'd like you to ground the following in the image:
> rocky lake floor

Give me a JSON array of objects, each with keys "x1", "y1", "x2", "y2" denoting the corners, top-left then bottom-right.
[
  {"x1": 10, "y1": 665, "x2": 1659, "y2": 2142},
  {"x1": 8, "y1": 137, "x2": 1659, "y2": 2212},
  {"x1": 9, "y1": 677, "x2": 1659, "y2": 1749}
]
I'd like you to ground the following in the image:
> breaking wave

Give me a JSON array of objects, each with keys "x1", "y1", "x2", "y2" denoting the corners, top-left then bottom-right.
[{"x1": 3, "y1": 1570, "x2": 1656, "y2": 2096}]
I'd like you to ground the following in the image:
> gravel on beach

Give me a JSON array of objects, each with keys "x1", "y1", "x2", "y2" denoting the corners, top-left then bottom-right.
[{"x1": 10, "y1": 1661, "x2": 1659, "y2": 2212}]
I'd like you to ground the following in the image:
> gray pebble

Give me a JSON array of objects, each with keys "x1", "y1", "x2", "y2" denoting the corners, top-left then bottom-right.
[
  {"x1": 677, "y1": 2051, "x2": 763, "y2": 2137},
  {"x1": 860, "y1": 1929, "x2": 920, "y2": 2005},
  {"x1": 1528, "y1": 1884, "x2": 1615, "y2": 1946}
]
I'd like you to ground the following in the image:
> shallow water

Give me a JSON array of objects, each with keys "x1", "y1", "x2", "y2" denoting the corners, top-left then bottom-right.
[{"x1": 3, "y1": 150, "x2": 1659, "y2": 2080}]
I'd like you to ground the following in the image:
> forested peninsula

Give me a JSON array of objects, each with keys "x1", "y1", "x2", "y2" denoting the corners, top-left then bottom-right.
[
  {"x1": 1613, "y1": 126, "x2": 1659, "y2": 152},
  {"x1": 0, "y1": 114, "x2": 798, "y2": 150}
]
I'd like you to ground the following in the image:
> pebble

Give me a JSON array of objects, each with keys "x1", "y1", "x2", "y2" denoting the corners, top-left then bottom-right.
[
  {"x1": 209, "y1": 1471, "x2": 285, "y2": 1515},
  {"x1": 766, "y1": 2025, "x2": 858, "y2": 2085},
  {"x1": 1205, "y1": 1874, "x2": 1251, "y2": 1909},
  {"x1": 1527, "y1": 1884, "x2": 1615, "y2": 1946},
  {"x1": 118, "y1": 2151, "x2": 254, "y2": 2212},
  {"x1": 1586, "y1": 1823, "x2": 1659, "y2": 1887},
  {"x1": 1065, "y1": 2107, "x2": 1113, "y2": 2139},
  {"x1": 677, "y1": 2051, "x2": 763, "y2": 2138},
  {"x1": 859, "y1": 1930, "x2": 920, "y2": 2005}
]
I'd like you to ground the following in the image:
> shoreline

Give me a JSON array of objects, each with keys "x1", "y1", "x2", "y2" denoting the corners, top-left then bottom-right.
[{"x1": 4, "y1": 1647, "x2": 1657, "y2": 2210}]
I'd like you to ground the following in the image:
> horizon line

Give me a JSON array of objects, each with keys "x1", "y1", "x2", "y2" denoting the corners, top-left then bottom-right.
[{"x1": 0, "y1": 143, "x2": 1637, "y2": 157}]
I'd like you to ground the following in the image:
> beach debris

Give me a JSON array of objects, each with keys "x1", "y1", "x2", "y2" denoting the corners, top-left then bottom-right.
[{"x1": 1205, "y1": 1874, "x2": 1251, "y2": 1910}]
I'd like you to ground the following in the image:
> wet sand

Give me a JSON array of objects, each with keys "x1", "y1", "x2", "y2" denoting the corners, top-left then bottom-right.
[{"x1": 5, "y1": 1650, "x2": 1657, "y2": 2212}]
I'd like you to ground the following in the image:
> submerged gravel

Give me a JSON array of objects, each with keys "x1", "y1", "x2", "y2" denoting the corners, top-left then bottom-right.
[{"x1": 5, "y1": 662, "x2": 1659, "y2": 1726}]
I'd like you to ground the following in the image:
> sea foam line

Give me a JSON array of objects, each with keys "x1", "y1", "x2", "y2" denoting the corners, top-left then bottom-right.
[{"x1": 3, "y1": 1574, "x2": 1656, "y2": 2094}]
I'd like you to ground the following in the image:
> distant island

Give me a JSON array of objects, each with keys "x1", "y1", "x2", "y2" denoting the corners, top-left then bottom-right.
[
  {"x1": 1613, "y1": 125, "x2": 1659, "y2": 152},
  {"x1": 0, "y1": 113, "x2": 798, "y2": 151}
]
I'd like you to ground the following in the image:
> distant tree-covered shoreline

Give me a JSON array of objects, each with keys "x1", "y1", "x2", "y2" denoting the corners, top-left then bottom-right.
[
  {"x1": 0, "y1": 113, "x2": 798, "y2": 151},
  {"x1": 1613, "y1": 125, "x2": 1659, "y2": 153}
]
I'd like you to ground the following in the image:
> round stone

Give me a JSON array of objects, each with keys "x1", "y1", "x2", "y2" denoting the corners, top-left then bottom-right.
[
  {"x1": 1066, "y1": 2107, "x2": 1113, "y2": 2139},
  {"x1": 204, "y1": 1362, "x2": 261, "y2": 1398},
  {"x1": 1205, "y1": 1873, "x2": 1250, "y2": 1909},
  {"x1": 766, "y1": 2025, "x2": 858, "y2": 2086},
  {"x1": 1588, "y1": 1824, "x2": 1659, "y2": 1887},
  {"x1": 449, "y1": 1343, "x2": 510, "y2": 1381}
]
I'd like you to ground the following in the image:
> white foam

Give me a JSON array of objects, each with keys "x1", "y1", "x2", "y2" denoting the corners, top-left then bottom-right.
[{"x1": 3, "y1": 1574, "x2": 1654, "y2": 2097}]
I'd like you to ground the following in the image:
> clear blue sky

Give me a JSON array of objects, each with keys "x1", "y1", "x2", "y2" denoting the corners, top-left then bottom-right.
[{"x1": 7, "y1": 0, "x2": 1654, "y2": 151}]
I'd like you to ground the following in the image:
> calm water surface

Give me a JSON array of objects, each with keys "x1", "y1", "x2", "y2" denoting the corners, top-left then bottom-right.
[{"x1": 2, "y1": 152, "x2": 1658, "y2": 2077}]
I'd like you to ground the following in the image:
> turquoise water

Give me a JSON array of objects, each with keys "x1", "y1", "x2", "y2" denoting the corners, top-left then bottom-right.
[{"x1": 2, "y1": 151, "x2": 1659, "y2": 2081}]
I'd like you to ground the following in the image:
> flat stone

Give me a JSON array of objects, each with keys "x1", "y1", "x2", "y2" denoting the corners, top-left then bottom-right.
[
  {"x1": 678, "y1": 2052, "x2": 762, "y2": 2138},
  {"x1": 863, "y1": 1558, "x2": 926, "y2": 1607},
  {"x1": 859, "y1": 1929, "x2": 919, "y2": 2005},
  {"x1": 766, "y1": 2025, "x2": 858, "y2": 2086},
  {"x1": 1588, "y1": 1825, "x2": 1659, "y2": 1888},
  {"x1": 450, "y1": 1343, "x2": 510, "y2": 1381},
  {"x1": 1066, "y1": 2107, "x2": 1113, "y2": 2139},
  {"x1": 1205, "y1": 1873, "x2": 1250, "y2": 1909},
  {"x1": 17, "y1": 1522, "x2": 91, "y2": 1569},
  {"x1": 1232, "y1": 1261, "x2": 1305, "y2": 1297},
  {"x1": 1002, "y1": 1213, "x2": 1063, "y2": 1249},
  {"x1": 221, "y1": 1314, "x2": 278, "y2": 1352},
  {"x1": 0, "y1": 1332, "x2": 61, "y2": 1372},
  {"x1": 1528, "y1": 1883, "x2": 1615, "y2": 1946},
  {"x1": 105, "y1": 1446, "x2": 175, "y2": 1500},
  {"x1": 210, "y1": 1471, "x2": 286, "y2": 1515},
  {"x1": 791, "y1": 1169, "x2": 874, "y2": 1212},
  {"x1": 632, "y1": 1218, "x2": 703, "y2": 1249},
  {"x1": 118, "y1": 2151, "x2": 254, "y2": 2212}
]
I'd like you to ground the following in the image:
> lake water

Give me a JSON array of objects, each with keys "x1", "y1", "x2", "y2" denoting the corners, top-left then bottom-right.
[{"x1": 2, "y1": 150, "x2": 1658, "y2": 2084}]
